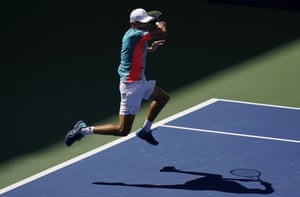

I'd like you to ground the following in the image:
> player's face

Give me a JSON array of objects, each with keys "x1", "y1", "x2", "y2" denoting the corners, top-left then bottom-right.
[{"x1": 135, "y1": 22, "x2": 150, "y2": 31}]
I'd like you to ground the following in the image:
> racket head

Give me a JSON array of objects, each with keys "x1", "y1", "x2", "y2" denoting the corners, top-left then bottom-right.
[
  {"x1": 147, "y1": 10, "x2": 162, "y2": 19},
  {"x1": 230, "y1": 169, "x2": 262, "y2": 180}
]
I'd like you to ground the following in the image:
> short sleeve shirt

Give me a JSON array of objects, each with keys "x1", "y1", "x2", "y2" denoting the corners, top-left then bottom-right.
[{"x1": 118, "y1": 28, "x2": 152, "y2": 83}]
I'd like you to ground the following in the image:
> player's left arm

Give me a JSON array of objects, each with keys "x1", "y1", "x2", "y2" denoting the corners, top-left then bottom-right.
[{"x1": 148, "y1": 40, "x2": 165, "y2": 52}]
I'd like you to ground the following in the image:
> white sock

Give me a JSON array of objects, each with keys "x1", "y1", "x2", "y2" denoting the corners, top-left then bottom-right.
[
  {"x1": 143, "y1": 119, "x2": 153, "y2": 132},
  {"x1": 80, "y1": 126, "x2": 94, "y2": 136}
]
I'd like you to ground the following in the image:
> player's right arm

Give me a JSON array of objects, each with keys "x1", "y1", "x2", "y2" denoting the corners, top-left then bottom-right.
[{"x1": 149, "y1": 21, "x2": 167, "y2": 40}]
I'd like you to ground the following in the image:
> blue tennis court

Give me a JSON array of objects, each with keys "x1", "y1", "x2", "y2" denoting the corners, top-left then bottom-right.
[{"x1": 1, "y1": 98, "x2": 300, "y2": 197}]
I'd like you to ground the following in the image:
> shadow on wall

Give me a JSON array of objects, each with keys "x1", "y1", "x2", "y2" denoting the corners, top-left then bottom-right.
[{"x1": 2, "y1": 0, "x2": 300, "y2": 162}]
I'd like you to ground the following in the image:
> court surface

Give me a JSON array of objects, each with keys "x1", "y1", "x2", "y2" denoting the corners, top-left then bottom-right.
[{"x1": 1, "y1": 98, "x2": 300, "y2": 197}]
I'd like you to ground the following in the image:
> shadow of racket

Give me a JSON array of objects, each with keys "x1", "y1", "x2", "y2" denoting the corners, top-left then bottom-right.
[{"x1": 230, "y1": 169, "x2": 262, "y2": 181}]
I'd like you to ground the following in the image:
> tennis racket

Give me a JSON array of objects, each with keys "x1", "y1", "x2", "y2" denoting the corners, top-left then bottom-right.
[
  {"x1": 230, "y1": 169, "x2": 262, "y2": 181},
  {"x1": 147, "y1": 10, "x2": 162, "y2": 31},
  {"x1": 147, "y1": 10, "x2": 162, "y2": 20}
]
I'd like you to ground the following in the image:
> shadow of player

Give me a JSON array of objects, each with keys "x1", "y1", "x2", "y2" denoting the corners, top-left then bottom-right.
[{"x1": 93, "y1": 166, "x2": 274, "y2": 194}]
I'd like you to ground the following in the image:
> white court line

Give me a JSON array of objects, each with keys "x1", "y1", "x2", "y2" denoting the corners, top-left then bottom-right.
[
  {"x1": 218, "y1": 98, "x2": 300, "y2": 111},
  {"x1": 0, "y1": 98, "x2": 218, "y2": 195},
  {"x1": 161, "y1": 124, "x2": 300, "y2": 144}
]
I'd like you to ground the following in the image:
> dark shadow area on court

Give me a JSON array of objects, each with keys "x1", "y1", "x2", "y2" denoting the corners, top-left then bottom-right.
[
  {"x1": 1, "y1": 0, "x2": 300, "y2": 161},
  {"x1": 93, "y1": 166, "x2": 274, "y2": 194}
]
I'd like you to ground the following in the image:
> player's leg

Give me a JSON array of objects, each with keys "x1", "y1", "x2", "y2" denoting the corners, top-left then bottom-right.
[
  {"x1": 147, "y1": 86, "x2": 170, "y2": 122},
  {"x1": 65, "y1": 79, "x2": 141, "y2": 146},
  {"x1": 136, "y1": 86, "x2": 169, "y2": 145},
  {"x1": 92, "y1": 114, "x2": 135, "y2": 136},
  {"x1": 65, "y1": 114, "x2": 135, "y2": 147}
]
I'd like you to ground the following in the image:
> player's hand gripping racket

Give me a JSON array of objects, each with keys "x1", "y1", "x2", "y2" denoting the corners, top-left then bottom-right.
[{"x1": 230, "y1": 169, "x2": 262, "y2": 181}]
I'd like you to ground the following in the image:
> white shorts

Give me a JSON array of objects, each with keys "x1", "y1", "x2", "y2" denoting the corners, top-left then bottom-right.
[{"x1": 119, "y1": 77, "x2": 156, "y2": 115}]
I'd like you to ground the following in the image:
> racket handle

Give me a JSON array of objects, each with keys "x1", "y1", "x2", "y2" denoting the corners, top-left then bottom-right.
[{"x1": 160, "y1": 166, "x2": 176, "y2": 172}]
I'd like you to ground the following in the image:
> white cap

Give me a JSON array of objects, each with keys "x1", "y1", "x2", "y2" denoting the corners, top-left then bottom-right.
[{"x1": 129, "y1": 8, "x2": 153, "y2": 23}]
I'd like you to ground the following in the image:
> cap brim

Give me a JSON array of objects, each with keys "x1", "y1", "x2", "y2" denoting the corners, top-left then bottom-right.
[{"x1": 139, "y1": 15, "x2": 154, "y2": 23}]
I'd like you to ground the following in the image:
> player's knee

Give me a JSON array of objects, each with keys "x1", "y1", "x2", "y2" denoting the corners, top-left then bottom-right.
[
  {"x1": 159, "y1": 93, "x2": 170, "y2": 106},
  {"x1": 117, "y1": 127, "x2": 131, "y2": 136},
  {"x1": 164, "y1": 94, "x2": 170, "y2": 103},
  {"x1": 152, "y1": 87, "x2": 170, "y2": 105}
]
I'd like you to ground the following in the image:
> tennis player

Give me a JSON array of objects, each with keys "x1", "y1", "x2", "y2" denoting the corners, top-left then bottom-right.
[{"x1": 65, "y1": 8, "x2": 169, "y2": 146}]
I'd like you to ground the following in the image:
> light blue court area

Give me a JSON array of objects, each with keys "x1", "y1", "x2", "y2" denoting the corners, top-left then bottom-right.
[{"x1": 1, "y1": 98, "x2": 300, "y2": 197}]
